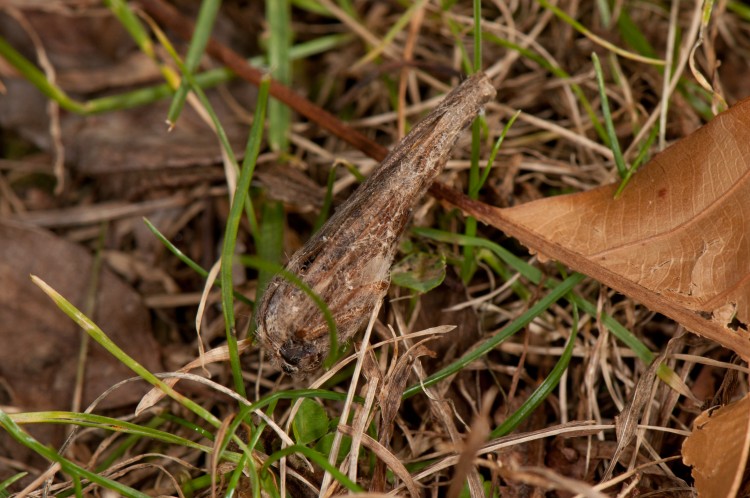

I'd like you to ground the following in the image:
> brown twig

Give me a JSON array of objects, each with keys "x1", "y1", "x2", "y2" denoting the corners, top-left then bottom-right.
[
  {"x1": 138, "y1": 0, "x2": 389, "y2": 162},
  {"x1": 137, "y1": 0, "x2": 482, "y2": 205}
]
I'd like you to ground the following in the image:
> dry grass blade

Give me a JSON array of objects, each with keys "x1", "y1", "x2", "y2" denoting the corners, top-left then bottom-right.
[
  {"x1": 601, "y1": 355, "x2": 661, "y2": 481},
  {"x1": 496, "y1": 465, "x2": 609, "y2": 498},
  {"x1": 10, "y1": 197, "x2": 191, "y2": 228},
  {"x1": 372, "y1": 341, "x2": 435, "y2": 492},
  {"x1": 338, "y1": 424, "x2": 421, "y2": 498},
  {"x1": 446, "y1": 387, "x2": 496, "y2": 498},
  {"x1": 136, "y1": 340, "x2": 253, "y2": 415},
  {"x1": 210, "y1": 414, "x2": 235, "y2": 498},
  {"x1": 347, "y1": 376, "x2": 380, "y2": 486}
]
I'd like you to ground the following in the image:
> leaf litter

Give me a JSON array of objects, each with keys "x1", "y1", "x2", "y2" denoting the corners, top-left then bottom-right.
[{"x1": 1, "y1": 1, "x2": 750, "y2": 496}]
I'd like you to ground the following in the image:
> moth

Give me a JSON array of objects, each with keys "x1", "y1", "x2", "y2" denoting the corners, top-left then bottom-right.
[{"x1": 256, "y1": 73, "x2": 496, "y2": 375}]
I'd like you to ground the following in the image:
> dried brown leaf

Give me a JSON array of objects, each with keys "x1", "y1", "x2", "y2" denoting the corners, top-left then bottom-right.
[
  {"x1": 0, "y1": 221, "x2": 162, "y2": 411},
  {"x1": 435, "y1": 98, "x2": 750, "y2": 360},
  {"x1": 683, "y1": 393, "x2": 750, "y2": 498}
]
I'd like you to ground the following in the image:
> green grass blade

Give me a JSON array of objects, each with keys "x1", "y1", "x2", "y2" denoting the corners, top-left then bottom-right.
[
  {"x1": 180, "y1": 475, "x2": 213, "y2": 496},
  {"x1": 460, "y1": 112, "x2": 484, "y2": 283},
  {"x1": 159, "y1": 412, "x2": 215, "y2": 441},
  {"x1": 226, "y1": 451, "x2": 253, "y2": 497},
  {"x1": 596, "y1": 0, "x2": 612, "y2": 27},
  {"x1": 0, "y1": 36, "x2": 86, "y2": 113},
  {"x1": 177, "y1": 68, "x2": 263, "y2": 235},
  {"x1": 30, "y1": 276, "x2": 221, "y2": 428},
  {"x1": 245, "y1": 388, "x2": 354, "y2": 413},
  {"x1": 490, "y1": 301, "x2": 579, "y2": 437},
  {"x1": 73, "y1": 477, "x2": 83, "y2": 498},
  {"x1": 142, "y1": 217, "x2": 253, "y2": 306},
  {"x1": 460, "y1": 218, "x2": 479, "y2": 283},
  {"x1": 253, "y1": 201, "x2": 285, "y2": 307},
  {"x1": 337, "y1": 0, "x2": 358, "y2": 18},
  {"x1": 0, "y1": 472, "x2": 27, "y2": 496},
  {"x1": 0, "y1": 409, "x2": 150, "y2": 498},
  {"x1": 145, "y1": 6, "x2": 243, "y2": 174},
  {"x1": 570, "y1": 294, "x2": 654, "y2": 364},
  {"x1": 313, "y1": 164, "x2": 339, "y2": 233},
  {"x1": 403, "y1": 273, "x2": 585, "y2": 398},
  {"x1": 591, "y1": 52, "x2": 627, "y2": 179},
  {"x1": 616, "y1": 10, "x2": 657, "y2": 58},
  {"x1": 460, "y1": 0, "x2": 486, "y2": 284},
  {"x1": 292, "y1": 0, "x2": 333, "y2": 16},
  {"x1": 167, "y1": 0, "x2": 222, "y2": 125},
  {"x1": 413, "y1": 227, "x2": 542, "y2": 283},
  {"x1": 6, "y1": 33, "x2": 349, "y2": 116},
  {"x1": 221, "y1": 76, "x2": 271, "y2": 396},
  {"x1": 343, "y1": 161, "x2": 366, "y2": 182},
  {"x1": 473, "y1": 0, "x2": 482, "y2": 71},
  {"x1": 225, "y1": 400, "x2": 278, "y2": 498},
  {"x1": 614, "y1": 120, "x2": 659, "y2": 197},
  {"x1": 470, "y1": 111, "x2": 520, "y2": 198},
  {"x1": 412, "y1": 228, "x2": 655, "y2": 364},
  {"x1": 261, "y1": 445, "x2": 363, "y2": 493},
  {"x1": 729, "y1": 0, "x2": 750, "y2": 19},
  {"x1": 476, "y1": 249, "x2": 531, "y2": 300},
  {"x1": 267, "y1": 0, "x2": 292, "y2": 152},
  {"x1": 10, "y1": 411, "x2": 210, "y2": 453},
  {"x1": 183, "y1": 1, "x2": 222, "y2": 73},
  {"x1": 445, "y1": 17, "x2": 473, "y2": 75},
  {"x1": 104, "y1": 0, "x2": 155, "y2": 58}
]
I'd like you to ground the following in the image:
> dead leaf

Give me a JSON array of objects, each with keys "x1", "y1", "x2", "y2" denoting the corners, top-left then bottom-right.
[
  {"x1": 0, "y1": 6, "x2": 254, "y2": 198},
  {"x1": 0, "y1": 9, "x2": 137, "y2": 90},
  {"x1": 434, "y1": 97, "x2": 750, "y2": 360},
  {"x1": 0, "y1": 221, "x2": 162, "y2": 464},
  {"x1": 682, "y1": 393, "x2": 750, "y2": 498},
  {"x1": 0, "y1": 76, "x2": 250, "y2": 212}
]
